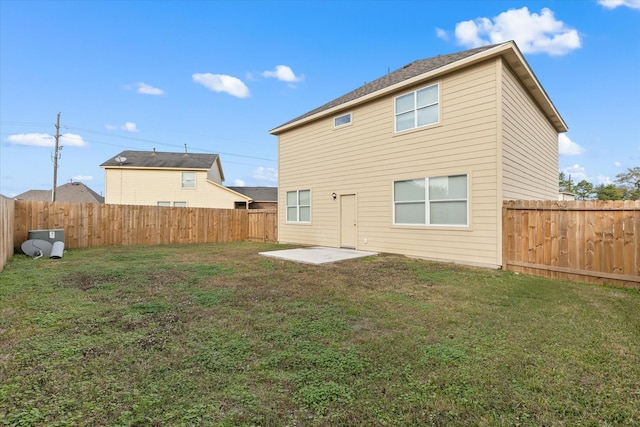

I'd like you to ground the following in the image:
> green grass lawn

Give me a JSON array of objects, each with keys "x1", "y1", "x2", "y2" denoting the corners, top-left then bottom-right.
[{"x1": 1, "y1": 242, "x2": 638, "y2": 426}]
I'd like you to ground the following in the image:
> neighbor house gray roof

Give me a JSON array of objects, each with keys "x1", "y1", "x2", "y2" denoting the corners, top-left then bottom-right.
[
  {"x1": 16, "y1": 182, "x2": 104, "y2": 203},
  {"x1": 100, "y1": 150, "x2": 219, "y2": 169},
  {"x1": 271, "y1": 43, "x2": 503, "y2": 132},
  {"x1": 227, "y1": 186, "x2": 277, "y2": 202}
]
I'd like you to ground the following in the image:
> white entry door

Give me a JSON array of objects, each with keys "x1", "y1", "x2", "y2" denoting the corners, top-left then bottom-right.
[{"x1": 340, "y1": 194, "x2": 357, "y2": 249}]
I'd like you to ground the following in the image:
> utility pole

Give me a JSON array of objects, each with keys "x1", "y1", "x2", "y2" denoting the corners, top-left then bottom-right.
[{"x1": 52, "y1": 112, "x2": 61, "y2": 202}]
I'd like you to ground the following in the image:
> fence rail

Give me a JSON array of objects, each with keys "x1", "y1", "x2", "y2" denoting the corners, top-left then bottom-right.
[
  {"x1": 11, "y1": 201, "x2": 277, "y2": 252},
  {"x1": 503, "y1": 200, "x2": 640, "y2": 288}
]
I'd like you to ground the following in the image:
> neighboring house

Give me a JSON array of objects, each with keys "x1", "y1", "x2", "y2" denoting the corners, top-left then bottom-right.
[
  {"x1": 16, "y1": 182, "x2": 104, "y2": 203},
  {"x1": 559, "y1": 191, "x2": 576, "y2": 201},
  {"x1": 227, "y1": 187, "x2": 278, "y2": 210},
  {"x1": 270, "y1": 41, "x2": 567, "y2": 269},
  {"x1": 100, "y1": 150, "x2": 252, "y2": 208}
]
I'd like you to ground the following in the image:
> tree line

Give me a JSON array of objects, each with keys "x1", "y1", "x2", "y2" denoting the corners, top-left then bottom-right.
[{"x1": 559, "y1": 167, "x2": 640, "y2": 200}]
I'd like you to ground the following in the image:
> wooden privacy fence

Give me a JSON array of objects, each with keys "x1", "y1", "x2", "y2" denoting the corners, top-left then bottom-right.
[
  {"x1": 1, "y1": 196, "x2": 15, "y2": 272},
  {"x1": 12, "y1": 200, "x2": 277, "y2": 251},
  {"x1": 503, "y1": 200, "x2": 640, "y2": 288}
]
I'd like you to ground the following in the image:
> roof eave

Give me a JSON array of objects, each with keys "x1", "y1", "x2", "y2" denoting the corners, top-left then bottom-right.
[
  {"x1": 206, "y1": 180, "x2": 253, "y2": 202},
  {"x1": 499, "y1": 43, "x2": 568, "y2": 133}
]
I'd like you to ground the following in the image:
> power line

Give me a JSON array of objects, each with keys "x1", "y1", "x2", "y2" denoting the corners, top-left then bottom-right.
[
  {"x1": 64, "y1": 125, "x2": 277, "y2": 162},
  {"x1": 1, "y1": 121, "x2": 277, "y2": 163}
]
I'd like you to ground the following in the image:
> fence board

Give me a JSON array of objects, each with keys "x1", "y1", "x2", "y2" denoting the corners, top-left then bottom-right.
[
  {"x1": 0, "y1": 196, "x2": 15, "y2": 272},
  {"x1": 503, "y1": 200, "x2": 640, "y2": 288}
]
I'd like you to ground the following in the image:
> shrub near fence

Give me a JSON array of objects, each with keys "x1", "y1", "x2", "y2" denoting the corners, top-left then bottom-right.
[
  {"x1": 12, "y1": 200, "x2": 277, "y2": 251},
  {"x1": 503, "y1": 200, "x2": 640, "y2": 288}
]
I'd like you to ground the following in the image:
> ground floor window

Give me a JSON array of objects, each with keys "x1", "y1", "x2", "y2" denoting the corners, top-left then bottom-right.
[
  {"x1": 393, "y1": 174, "x2": 468, "y2": 226},
  {"x1": 158, "y1": 201, "x2": 187, "y2": 207},
  {"x1": 286, "y1": 189, "x2": 310, "y2": 223}
]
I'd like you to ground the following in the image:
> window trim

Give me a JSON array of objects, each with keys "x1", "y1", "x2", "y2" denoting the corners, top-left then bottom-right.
[
  {"x1": 182, "y1": 171, "x2": 196, "y2": 188},
  {"x1": 286, "y1": 189, "x2": 311, "y2": 223},
  {"x1": 392, "y1": 174, "x2": 469, "y2": 227},
  {"x1": 394, "y1": 83, "x2": 440, "y2": 133},
  {"x1": 334, "y1": 112, "x2": 352, "y2": 128}
]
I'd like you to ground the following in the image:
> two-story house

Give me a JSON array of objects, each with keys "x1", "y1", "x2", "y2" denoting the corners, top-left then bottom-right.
[
  {"x1": 100, "y1": 150, "x2": 252, "y2": 208},
  {"x1": 269, "y1": 41, "x2": 567, "y2": 268}
]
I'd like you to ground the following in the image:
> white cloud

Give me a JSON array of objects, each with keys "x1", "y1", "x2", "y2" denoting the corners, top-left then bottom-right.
[
  {"x1": 614, "y1": 161, "x2": 622, "y2": 167},
  {"x1": 234, "y1": 179, "x2": 246, "y2": 186},
  {"x1": 435, "y1": 27, "x2": 449, "y2": 40},
  {"x1": 60, "y1": 133, "x2": 88, "y2": 147},
  {"x1": 105, "y1": 122, "x2": 139, "y2": 132},
  {"x1": 558, "y1": 134, "x2": 585, "y2": 155},
  {"x1": 252, "y1": 167, "x2": 278, "y2": 182},
  {"x1": 454, "y1": 7, "x2": 581, "y2": 55},
  {"x1": 596, "y1": 175, "x2": 613, "y2": 185},
  {"x1": 122, "y1": 122, "x2": 138, "y2": 132},
  {"x1": 72, "y1": 175, "x2": 94, "y2": 182},
  {"x1": 192, "y1": 73, "x2": 250, "y2": 98},
  {"x1": 137, "y1": 82, "x2": 165, "y2": 95},
  {"x1": 263, "y1": 65, "x2": 303, "y2": 83},
  {"x1": 562, "y1": 164, "x2": 588, "y2": 182},
  {"x1": 7, "y1": 132, "x2": 87, "y2": 147},
  {"x1": 598, "y1": 0, "x2": 640, "y2": 9}
]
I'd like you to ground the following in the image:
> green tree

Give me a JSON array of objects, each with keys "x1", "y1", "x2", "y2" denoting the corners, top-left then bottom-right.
[
  {"x1": 559, "y1": 172, "x2": 574, "y2": 193},
  {"x1": 594, "y1": 184, "x2": 625, "y2": 200},
  {"x1": 573, "y1": 180, "x2": 594, "y2": 200},
  {"x1": 614, "y1": 166, "x2": 640, "y2": 200}
]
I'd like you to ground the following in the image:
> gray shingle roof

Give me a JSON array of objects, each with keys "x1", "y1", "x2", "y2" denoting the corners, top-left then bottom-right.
[
  {"x1": 100, "y1": 150, "x2": 219, "y2": 169},
  {"x1": 227, "y1": 186, "x2": 277, "y2": 202},
  {"x1": 272, "y1": 43, "x2": 504, "y2": 131},
  {"x1": 16, "y1": 182, "x2": 104, "y2": 203}
]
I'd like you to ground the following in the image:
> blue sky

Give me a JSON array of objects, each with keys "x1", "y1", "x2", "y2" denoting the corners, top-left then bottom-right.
[{"x1": 1, "y1": 0, "x2": 639, "y2": 198}]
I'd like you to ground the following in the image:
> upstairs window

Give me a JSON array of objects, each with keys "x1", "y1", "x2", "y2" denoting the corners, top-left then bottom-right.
[
  {"x1": 334, "y1": 113, "x2": 352, "y2": 128},
  {"x1": 286, "y1": 190, "x2": 311, "y2": 223},
  {"x1": 182, "y1": 172, "x2": 195, "y2": 188},
  {"x1": 395, "y1": 83, "x2": 439, "y2": 132}
]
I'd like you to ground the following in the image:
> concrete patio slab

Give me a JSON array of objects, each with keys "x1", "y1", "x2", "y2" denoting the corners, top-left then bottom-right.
[{"x1": 259, "y1": 246, "x2": 378, "y2": 265}]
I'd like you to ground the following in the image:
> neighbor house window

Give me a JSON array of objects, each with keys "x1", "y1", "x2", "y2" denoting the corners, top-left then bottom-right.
[
  {"x1": 286, "y1": 190, "x2": 311, "y2": 223},
  {"x1": 393, "y1": 174, "x2": 467, "y2": 226},
  {"x1": 395, "y1": 83, "x2": 439, "y2": 132},
  {"x1": 182, "y1": 172, "x2": 196, "y2": 188},
  {"x1": 158, "y1": 201, "x2": 187, "y2": 207},
  {"x1": 334, "y1": 113, "x2": 352, "y2": 128}
]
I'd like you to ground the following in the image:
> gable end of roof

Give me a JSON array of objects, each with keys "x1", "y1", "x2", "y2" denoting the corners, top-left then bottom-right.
[{"x1": 270, "y1": 41, "x2": 567, "y2": 134}]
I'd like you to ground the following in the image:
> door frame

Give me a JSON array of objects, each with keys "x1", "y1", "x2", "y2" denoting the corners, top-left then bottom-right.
[{"x1": 340, "y1": 194, "x2": 357, "y2": 249}]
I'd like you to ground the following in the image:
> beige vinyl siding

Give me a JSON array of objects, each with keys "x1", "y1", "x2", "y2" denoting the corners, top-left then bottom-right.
[
  {"x1": 104, "y1": 168, "x2": 243, "y2": 208},
  {"x1": 207, "y1": 163, "x2": 223, "y2": 184},
  {"x1": 278, "y1": 60, "x2": 502, "y2": 267},
  {"x1": 501, "y1": 60, "x2": 559, "y2": 199}
]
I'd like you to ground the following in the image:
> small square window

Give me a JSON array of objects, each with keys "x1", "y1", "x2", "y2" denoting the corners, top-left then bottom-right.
[{"x1": 334, "y1": 113, "x2": 352, "y2": 128}]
